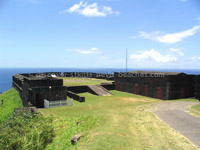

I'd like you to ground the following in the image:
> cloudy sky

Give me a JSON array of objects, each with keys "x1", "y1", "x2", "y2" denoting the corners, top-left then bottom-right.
[{"x1": 0, "y1": 0, "x2": 200, "y2": 68}]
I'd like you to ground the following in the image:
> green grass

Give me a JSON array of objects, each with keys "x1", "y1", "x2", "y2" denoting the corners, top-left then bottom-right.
[
  {"x1": 45, "y1": 115, "x2": 101, "y2": 150},
  {"x1": 0, "y1": 88, "x2": 22, "y2": 123},
  {"x1": 0, "y1": 113, "x2": 55, "y2": 150},
  {"x1": 58, "y1": 77, "x2": 112, "y2": 86},
  {"x1": 40, "y1": 91, "x2": 198, "y2": 150},
  {"x1": 190, "y1": 103, "x2": 200, "y2": 117}
]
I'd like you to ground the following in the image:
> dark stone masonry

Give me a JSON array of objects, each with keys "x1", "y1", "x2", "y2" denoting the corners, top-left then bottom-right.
[
  {"x1": 13, "y1": 73, "x2": 67, "y2": 108},
  {"x1": 195, "y1": 75, "x2": 200, "y2": 100},
  {"x1": 114, "y1": 71, "x2": 199, "y2": 100},
  {"x1": 12, "y1": 70, "x2": 200, "y2": 108},
  {"x1": 12, "y1": 72, "x2": 114, "y2": 108}
]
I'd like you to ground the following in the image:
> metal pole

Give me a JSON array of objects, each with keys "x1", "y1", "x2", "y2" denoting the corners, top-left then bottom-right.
[{"x1": 126, "y1": 48, "x2": 128, "y2": 72}]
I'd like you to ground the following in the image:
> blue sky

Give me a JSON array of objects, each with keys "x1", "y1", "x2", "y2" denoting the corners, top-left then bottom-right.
[{"x1": 0, "y1": 0, "x2": 200, "y2": 69}]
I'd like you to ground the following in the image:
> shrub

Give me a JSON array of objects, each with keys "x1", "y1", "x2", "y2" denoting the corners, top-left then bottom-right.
[{"x1": 0, "y1": 113, "x2": 55, "y2": 150}]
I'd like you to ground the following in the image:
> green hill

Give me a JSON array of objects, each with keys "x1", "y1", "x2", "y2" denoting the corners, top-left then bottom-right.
[{"x1": 0, "y1": 88, "x2": 22, "y2": 123}]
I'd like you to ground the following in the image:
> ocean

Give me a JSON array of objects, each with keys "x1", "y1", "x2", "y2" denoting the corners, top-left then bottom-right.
[{"x1": 1, "y1": 68, "x2": 200, "y2": 93}]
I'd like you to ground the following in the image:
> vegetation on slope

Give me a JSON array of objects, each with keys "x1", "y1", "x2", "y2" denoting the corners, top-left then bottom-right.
[
  {"x1": 0, "y1": 88, "x2": 101, "y2": 150},
  {"x1": 0, "y1": 88, "x2": 22, "y2": 123},
  {"x1": 0, "y1": 113, "x2": 55, "y2": 150},
  {"x1": 190, "y1": 103, "x2": 200, "y2": 117},
  {"x1": 1, "y1": 88, "x2": 197, "y2": 149},
  {"x1": 0, "y1": 89, "x2": 56, "y2": 150},
  {"x1": 40, "y1": 91, "x2": 198, "y2": 150},
  {"x1": 45, "y1": 115, "x2": 101, "y2": 150}
]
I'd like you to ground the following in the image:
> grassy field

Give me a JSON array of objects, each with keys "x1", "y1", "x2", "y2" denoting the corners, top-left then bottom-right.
[
  {"x1": 0, "y1": 88, "x2": 22, "y2": 123},
  {"x1": 58, "y1": 77, "x2": 112, "y2": 86},
  {"x1": 40, "y1": 91, "x2": 198, "y2": 150}
]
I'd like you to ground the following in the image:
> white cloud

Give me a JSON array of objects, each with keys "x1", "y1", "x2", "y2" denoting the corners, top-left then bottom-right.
[
  {"x1": 60, "y1": 1, "x2": 119, "y2": 17},
  {"x1": 91, "y1": 48, "x2": 99, "y2": 51},
  {"x1": 133, "y1": 25, "x2": 200, "y2": 44},
  {"x1": 66, "y1": 47, "x2": 101, "y2": 54},
  {"x1": 129, "y1": 49, "x2": 178, "y2": 63},
  {"x1": 189, "y1": 56, "x2": 200, "y2": 62},
  {"x1": 169, "y1": 48, "x2": 184, "y2": 56},
  {"x1": 100, "y1": 56, "x2": 109, "y2": 60}
]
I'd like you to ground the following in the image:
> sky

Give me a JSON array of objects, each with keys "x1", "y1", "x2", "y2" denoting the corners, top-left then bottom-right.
[{"x1": 0, "y1": 0, "x2": 200, "y2": 69}]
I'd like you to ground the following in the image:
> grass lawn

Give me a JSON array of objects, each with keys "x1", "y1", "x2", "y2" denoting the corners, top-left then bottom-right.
[
  {"x1": 40, "y1": 91, "x2": 198, "y2": 150},
  {"x1": 0, "y1": 88, "x2": 22, "y2": 123},
  {"x1": 58, "y1": 77, "x2": 112, "y2": 86},
  {"x1": 190, "y1": 103, "x2": 200, "y2": 117}
]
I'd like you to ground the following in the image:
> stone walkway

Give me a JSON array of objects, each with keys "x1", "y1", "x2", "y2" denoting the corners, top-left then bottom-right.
[{"x1": 151, "y1": 101, "x2": 200, "y2": 148}]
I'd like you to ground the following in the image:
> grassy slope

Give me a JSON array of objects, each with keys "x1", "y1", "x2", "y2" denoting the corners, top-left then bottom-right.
[
  {"x1": 58, "y1": 77, "x2": 112, "y2": 86},
  {"x1": 190, "y1": 103, "x2": 200, "y2": 117},
  {"x1": 40, "y1": 91, "x2": 198, "y2": 150},
  {"x1": 0, "y1": 88, "x2": 22, "y2": 123}
]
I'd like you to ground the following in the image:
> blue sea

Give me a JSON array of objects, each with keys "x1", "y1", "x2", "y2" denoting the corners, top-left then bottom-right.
[{"x1": 1, "y1": 68, "x2": 200, "y2": 93}]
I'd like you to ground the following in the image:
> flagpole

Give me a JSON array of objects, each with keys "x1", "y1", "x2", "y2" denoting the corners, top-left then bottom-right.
[{"x1": 126, "y1": 48, "x2": 128, "y2": 72}]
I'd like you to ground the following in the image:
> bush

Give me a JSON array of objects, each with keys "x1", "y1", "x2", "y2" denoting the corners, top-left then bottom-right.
[{"x1": 0, "y1": 113, "x2": 55, "y2": 150}]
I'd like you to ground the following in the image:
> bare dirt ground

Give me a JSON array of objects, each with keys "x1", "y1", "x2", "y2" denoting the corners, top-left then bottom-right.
[{"x1": 149, "y1": 101, "x2": 200, "y2": 148}]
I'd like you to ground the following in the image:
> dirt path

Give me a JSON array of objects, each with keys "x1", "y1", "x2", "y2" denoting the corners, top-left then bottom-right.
[{"x1": 151, "y1": 101, "x2": 200, "y2": 148}]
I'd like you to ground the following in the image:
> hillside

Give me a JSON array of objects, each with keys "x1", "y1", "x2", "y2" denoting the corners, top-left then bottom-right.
[
  {"x1": 41, "y1": 91, "x2": 198, "y2": 150},
  {"x1": 0, "y1": 88, "x2": 22, "y2": 123}
]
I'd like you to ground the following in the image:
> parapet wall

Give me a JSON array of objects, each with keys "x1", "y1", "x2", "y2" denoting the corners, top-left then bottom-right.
[
  {"x1": 67, "y1": 82, "x2": 114, "y2": 94},
  {"x1": 63, "y1": 72, "x2": 114, "y2": 80},
  {"x1": 13, "y1": 75, "x2": 24, "y2": 88},
  {"x1": 21, "y1": 72, "x2": 62, "y2": 77},
  {"x1": 23, "y1": 77, "x2": 63, "y2": 87},
  {"x1": 67, "y1": 85, "x2": 88, "y2": 93},
  {"x1": 101, "y1": 83, "x2": 115, "y2": 90},
  {"x1": 67, "y1": 91, "x2": 85, "y2": 102},
  {"x1": 18, "y1": 72, "x2": 114, "y2": 80}
]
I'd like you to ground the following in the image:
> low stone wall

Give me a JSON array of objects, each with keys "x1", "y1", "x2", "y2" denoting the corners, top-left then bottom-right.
[
  {"x1": 67, "y1": 85, "x2": 88, "y2": 93},
  {"x1": 67, "y1": 91, "x2": 85, "y2": 102},
  {"x1": 12, "y1": 81, "x2": 23, "y2": 97},
  {"x1": 63, "y1": 72, "x2": 114, "y2": 80},
  {"x1": 41, "y1": 72, "x2": 62, "y2": 77},
  {"x1": 67, "y1": 84, "x2": 114, "y2": 97},
  {"x1": 14, "y1": 107, "x2": 41, "y2": 115},
  {"x1": 21, "y1": 72, "x2": 62, "y2": 77},
  {"x1": 101, "y1": 83, "x2": 115, "y2": 90},
  {"x1": 23, "y1": 77, "x2": 63, "y2": 87},
  {"x1": 67, "y1": 84, "x2": 114, "y2": 94},
  {"x1": 64, "y1": 72, "x2": 90, "y2": 78},
  {"x1": 13, "y1": 75, "x2": 23, "y2": 88}
]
